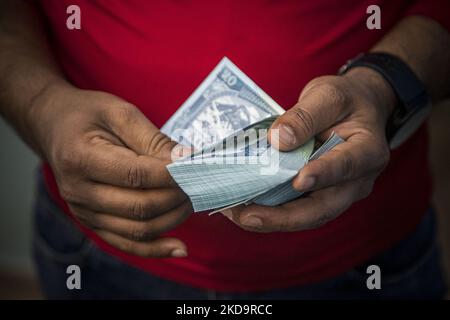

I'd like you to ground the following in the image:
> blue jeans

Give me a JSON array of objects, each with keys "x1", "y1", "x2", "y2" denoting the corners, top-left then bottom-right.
[{"x1": 32, "y1": 175, "x2": 447, "y2": 299}]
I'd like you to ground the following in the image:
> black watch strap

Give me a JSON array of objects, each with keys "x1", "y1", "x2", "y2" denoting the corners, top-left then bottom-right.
[
  {"x1": 338, "y1": 52, "x2": 431, "y2": 148},
  {"x1": 338, "y1": 52, "x2": 429, "y2": 113}
]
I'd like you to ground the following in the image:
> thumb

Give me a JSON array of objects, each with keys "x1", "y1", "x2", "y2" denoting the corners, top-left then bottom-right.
[
  {"x1": 102, "y1": 103, "x2": 176, "y2": 159},
  {"x1": 269, "y1": 90, "x2": 341, "y2": 151}
]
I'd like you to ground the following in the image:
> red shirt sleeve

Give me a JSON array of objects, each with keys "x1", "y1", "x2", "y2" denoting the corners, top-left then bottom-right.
[{"x1": 404, "y1": 0, "x2": 450, "y2": 32}]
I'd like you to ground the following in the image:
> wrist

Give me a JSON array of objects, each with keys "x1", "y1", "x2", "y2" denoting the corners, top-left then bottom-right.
[
  {"x1": 26, "y1": 80, "x2": 75, "y2": 158},
  {"x1": 343, "y1": 67, "x2": 397, "y2": 122}
]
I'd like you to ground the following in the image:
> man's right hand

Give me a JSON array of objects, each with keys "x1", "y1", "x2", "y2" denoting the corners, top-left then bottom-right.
[{"x1": 29, "y1": 84, "x2": 192, "y2": 258}]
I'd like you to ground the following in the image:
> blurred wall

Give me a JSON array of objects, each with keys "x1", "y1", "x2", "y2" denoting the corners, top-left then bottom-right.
[
  {"x1": 429, "y1": 101, "x2": 450, "y2": 286},
  {"x1": 0, "y1": 118, "x2": 38, "y2": 274}
]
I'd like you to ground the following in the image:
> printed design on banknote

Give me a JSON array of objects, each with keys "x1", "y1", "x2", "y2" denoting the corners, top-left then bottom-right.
[{"x1": 161, "y1": 57, "x2": 284, "y2": 149}]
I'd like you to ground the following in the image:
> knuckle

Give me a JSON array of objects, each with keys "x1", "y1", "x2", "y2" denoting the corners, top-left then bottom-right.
[
  {"x1": 340, "y1": 150, "x2": 355, "y2": 179},
  {"x1": 291, "y1": 107, "x2": 315, "y2": 138},
  {"x1": 274, "y1": 218, "x2": 289, "y2": 232},
  {"x1": 320, "y1": 82, "x2": 347, "y2": 106},
  {"x1": 58, "y1": 183, "x2": 78, "y2": 203},
  {"x1": 106, "y1": 103, "x2": 137, "y2": 125},
  {"x1": 129, "y1": 223, "x2": 152, "y2": 241},
  {"x1": 270, "y1": 211, "x2": 300, "y2": 233},
  {"x1": 127, "y1": 163, "x2": 144, "y2": 188},
  {"x1": 142, "y1": 246, "x2": 163, "y2": 258},
  {"x1": 143, "y1": 131, "x2": 174, "y2": 155},
  {"x1": 304, "y1": 76, "x2": 333, "y2": 92},
  {"x1": 56, "y1": 148, "x2": 82, "y2": 172},
  {"x1": 306, "y1": 77, "x2": 348, "y2": 106},
  {"x1": 282, "y1": 220, "x2": 299, "y2": 232},
  {"x1": 278, "y1": 212, "x2": 300, "y2": 232},
  {"x1": 129, "y1": 200, "x2": 152, "y2": 220}
]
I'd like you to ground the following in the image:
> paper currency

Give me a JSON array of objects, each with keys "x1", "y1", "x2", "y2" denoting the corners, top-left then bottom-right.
[
  {"x1": 161, "y1": 57, "x2": 285, "y2": 149},
  {"x1": 162, "y1": 57, "x2": 344, "y2": 212}
]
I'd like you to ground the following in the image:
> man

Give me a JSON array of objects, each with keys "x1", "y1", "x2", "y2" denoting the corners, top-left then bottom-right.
[{"x1": 0, "y1": 0, "x2": 449, "y2": 299}]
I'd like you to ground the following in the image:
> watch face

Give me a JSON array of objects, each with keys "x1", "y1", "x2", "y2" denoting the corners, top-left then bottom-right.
[{"x1": 389, "y1": 104, "x2": 431, "y2": 149}]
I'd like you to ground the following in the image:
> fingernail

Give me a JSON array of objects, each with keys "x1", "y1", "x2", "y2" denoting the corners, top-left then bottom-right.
[
  {"x1": 241, "y1": 216, "x2": 263, "y2": 227},
  {"x1": 171, "y1": 145, "x2": 192, "y2": 161},
  {"x1": 278, "y1": 124, "x2": 296, "y2": 146},
  {"x1": 299, "y1": 176, "x2": 316, "y2": 192},
  {"x1": 221, "y1": 209, "x2": 233, "y2": 220},
  {"x1": 171, "y1": 248, "x2": 187, "y2": 258}
]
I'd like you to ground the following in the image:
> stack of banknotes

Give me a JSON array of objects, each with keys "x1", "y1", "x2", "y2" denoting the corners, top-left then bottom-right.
[{"x1": 161, "y1": 57, "x2": 343, "y2": 213}]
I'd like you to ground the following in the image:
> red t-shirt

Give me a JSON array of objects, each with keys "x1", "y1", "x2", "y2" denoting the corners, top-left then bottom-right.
[{"x1": 37, "y1": 0, "x2": 449, "y2": 292}]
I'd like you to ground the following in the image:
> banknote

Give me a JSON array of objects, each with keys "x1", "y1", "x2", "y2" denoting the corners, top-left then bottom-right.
[
  {"x1": 167, "y1": 116, "x2": 318, "y2": 212},
  {"x1": 163, "y1": 57, "x2": 344, "y2": 212},
  {"x1": 161, "y1": 57, "x2": 285, "y2": 149}
]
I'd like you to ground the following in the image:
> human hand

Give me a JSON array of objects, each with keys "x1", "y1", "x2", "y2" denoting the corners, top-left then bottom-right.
[
  {"x1": 30, "y1": 84, "x2": 192, "y2": 257},
  {"x1": 222, "y1": 67, "x2": 397, "y2": 232}
]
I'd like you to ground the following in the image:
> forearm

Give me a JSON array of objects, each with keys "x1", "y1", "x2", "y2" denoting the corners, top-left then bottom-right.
[
  {"x1": 343, "y1": 15, "x2": 450, "y2": 125},
  {"x1": 372, "y1": 15, "x2": 450, "y2": 103},
  {"x1": 0, "y1": 0, "x2": 69, "y2": 155}
]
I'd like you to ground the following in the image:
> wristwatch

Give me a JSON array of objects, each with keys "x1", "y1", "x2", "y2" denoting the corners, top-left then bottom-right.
[{"x1": 338, "y1": 52, "x2": 432, "y2": 149}]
